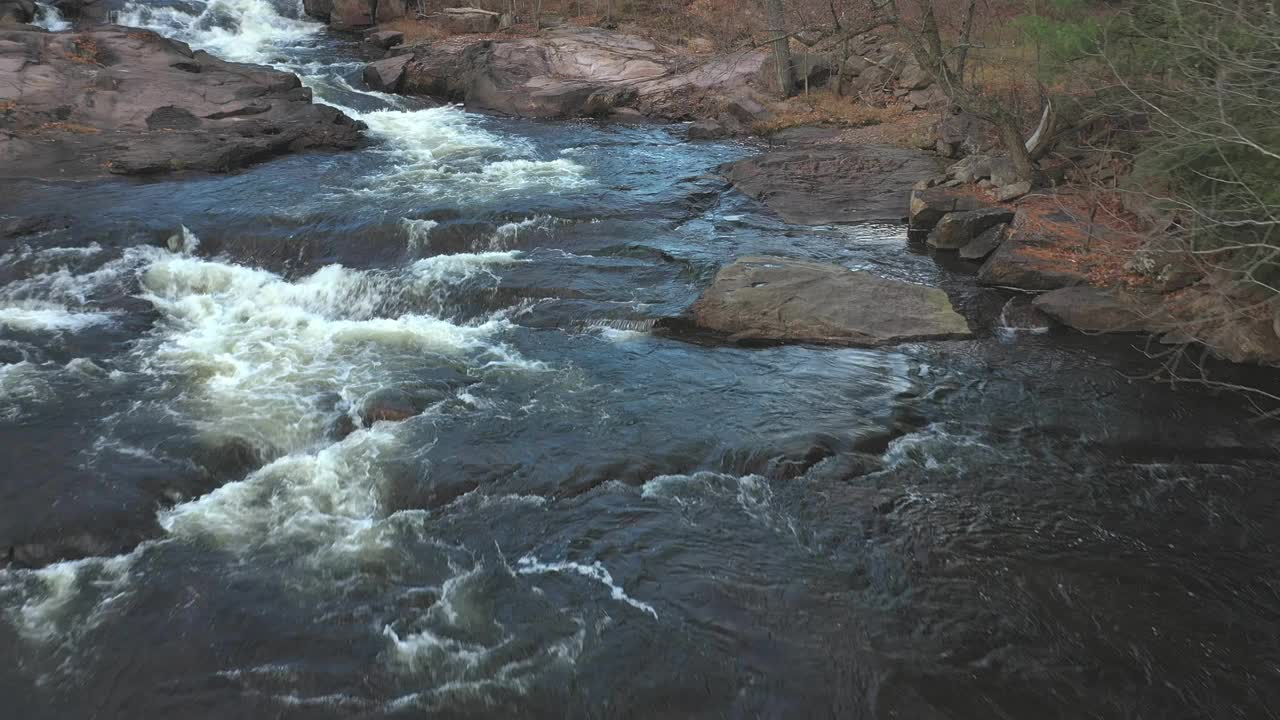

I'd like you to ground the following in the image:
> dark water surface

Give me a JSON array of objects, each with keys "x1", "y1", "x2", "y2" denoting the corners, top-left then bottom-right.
[{"x1": 2, "y1": 2, "x2": 1279, "y2": 718}]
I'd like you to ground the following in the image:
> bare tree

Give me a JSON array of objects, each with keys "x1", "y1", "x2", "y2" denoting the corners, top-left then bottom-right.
[{"x1": 765, "y1": 0, "x2": 796, "y2": 96}]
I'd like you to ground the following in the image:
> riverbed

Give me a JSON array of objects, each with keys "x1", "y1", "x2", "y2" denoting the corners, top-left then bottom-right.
[{"x1": 1, "y1": 1, "x2": 1278, "y2": 717}]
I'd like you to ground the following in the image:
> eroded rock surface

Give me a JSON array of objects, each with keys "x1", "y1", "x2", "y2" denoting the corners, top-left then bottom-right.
[
  {"x1": 0, "y1": 26, "x2": 364, "y2": 179},
  {"x1": 722, "y1": 145, "x2": 942, "y2": 225},
  {"x1": 677, "y1": 256, "x2": 972, "y2": 347}
]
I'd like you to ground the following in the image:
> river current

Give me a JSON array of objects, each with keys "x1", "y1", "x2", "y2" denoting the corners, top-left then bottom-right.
[{"x1": 1, "y1": 2, "x2": 1278, "y2": 718}]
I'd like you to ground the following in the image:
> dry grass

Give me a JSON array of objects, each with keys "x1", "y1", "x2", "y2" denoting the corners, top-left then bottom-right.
[
  {"x1": 753, "y1": 90, "x2": 890, "y2": 134},
  {"x1": 64, "y1": 36, "x2": 104, "y2": 65}
]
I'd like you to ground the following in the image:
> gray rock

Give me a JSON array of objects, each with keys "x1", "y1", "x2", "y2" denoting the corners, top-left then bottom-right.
[
  {"x1": 977, "y1": 222, "x2": 1090, "y2": 290},
  {"x1": 687, "y1": 119, "x2": 726, "y2": 140},
  {"x1": 682, "y1": 256, "x2": 972, "y2": 347},
  {"x1": 908, "y1": 186, "x2": 988, "y2": 232},
  {"x1": 330, "y1": 0, "x2": 373, "y2": 29},
  {"x1": 997, "y1": 180, "x2": 1032, "y2": 202},
  {"x1": 364, "y1": 54, "x2": 411, "y2": 92},
  {"x1": 721, "y1": 145, "x2": 942, "y2": 225},
  {"x1": 928, "y1": 207, "x2": 1015, "y2": 250},
  {"x1": 439, "y1": 7, "x2": 499, "y2": 34},
  {"x1": 988, "y1": 157, "x2": 1021, "y2": 187},
  {"x1": 1033, "y1": 286, "x2": 1171, "y2": 333},
  {"x1": 399, "y1": 27, "x2": 777, "y2": 121},
  {"x1": 959, "y1": 222, "x2": 1008, "y2": 260},
  {"x1": 0, "y1": 26, "x2": 363, "y2": 180},
  {"x1": 302, "y1": 0, "x2": 332, "y2": 20},
  {"x1": 365, "y1": 29, "x2": 404, "y2": 49},
  {"x1": 0, "y1": 0, "x2": 34, "y2": 23}
]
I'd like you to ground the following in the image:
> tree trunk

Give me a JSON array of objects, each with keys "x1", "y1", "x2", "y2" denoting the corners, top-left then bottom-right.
[
  {"x1": 765, "y1": 0, "x2": 794, "y2": 97},
  {"x1": 534, "y1": 0, "x2": 542, "y2": 28}
]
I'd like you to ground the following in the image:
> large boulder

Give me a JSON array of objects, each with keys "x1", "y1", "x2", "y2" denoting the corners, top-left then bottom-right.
[
  {"x1": 0, "y1": 0, "x2": 34, "y2": 23},
  {"x1": 675, "y1": 256, "x2": 972, "y2": 347},
  {"x1": 977, "y1": 210, "x2": 1092, "y2": 290},
  {"x1": 302, "y1": 0, "x2": 333, "y2": 20},
  {"x1": 394, "y1": 26, "x2": 776, "y2": 122},
  {"x1": 330, "y1": 0, "x2": 373, "y2": 30},
  {"x1": 1033, "y1": 286, "x2": 1171, "y2": 333},
  {"x1": 959, "y1": 222, "x2": 1008, "y2": 260},
  {"x1": 721, "y1": 145, "x2": 942, "y2": 225},
  {"x1": 909, "y1": 186, "x2": 988, "y2": 232},
  {"x1": 927, "y1": 207, "x2": 1015, "y2": 250},
  {"x1": 50, "y1": 0, "x2": 110, "y2": 23},
  {"x1": 363, "y1": 53, "x2": 411, "y2": 92},
  {"x1": 439, "y1": 7, "x2": 499, "y2": 33},
  {"x1": 0, "y1": 27, "x2": 364, "y2": 180}
]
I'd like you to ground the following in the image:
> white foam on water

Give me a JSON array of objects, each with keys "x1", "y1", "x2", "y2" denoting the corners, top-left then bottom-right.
[
  {"x1": 136, "y1": 250, "x2": 516, "y2": 454},
  {"x1": 117, "y1": 0, "x2": 321, "y2": 65},
  {"x1": 515, "y1": 556, "x2": 658, "y2": 620},
  {"x1": 3, "y1": 552, "x2": 137, "y2": 645},
  {"x1": 0, "y1": 302, "x2": 116, "y2": 332},
  {"x1": 33, "y1": 2, "x2": 71, "y2": 30},
  {"x1": 403, "y1": 219, "x2": 439, "y2": 252},
  {"x1": 411, "y1": 251, "x2": 522, "y2": 286}
]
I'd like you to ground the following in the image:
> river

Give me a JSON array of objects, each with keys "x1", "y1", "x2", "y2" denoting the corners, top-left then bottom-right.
[{"x1": 1, "y1": 1, "x2": 1278, "y2": 717}]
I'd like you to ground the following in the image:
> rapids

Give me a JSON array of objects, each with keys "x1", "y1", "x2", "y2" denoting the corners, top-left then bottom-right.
[{"x1": 2, "y1": 0, "x2": 1279, "y2": 718}]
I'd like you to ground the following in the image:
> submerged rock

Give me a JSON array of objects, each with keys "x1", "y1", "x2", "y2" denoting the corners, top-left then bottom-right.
[
  {"x1": 0, "y1": 27, "x2": 364, "y2": 180},
  {"x1": 721, "y1": 145, "x2": 942, "y2": 225},
  {"x1": 676, "y1": 256, "x2": 972, "y2": 347}
]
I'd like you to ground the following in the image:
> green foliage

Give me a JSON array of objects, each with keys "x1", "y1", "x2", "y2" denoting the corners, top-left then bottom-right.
[{"x1": 1011, "y1": 0, "x2": 1104, "y2": 74}]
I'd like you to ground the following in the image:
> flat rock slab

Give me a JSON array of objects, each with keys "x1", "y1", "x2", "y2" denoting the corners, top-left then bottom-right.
[
  {"x1": 977, "y1": 211, "x2": 1092, "y2": 290},
  {"x1": 0, "y1": 26, "x2": 363, "y2": 180},
  {"x1": 683, "y1": 256, "x2": 972, "y2": 346},
  {"x1": 721, "y1": 145, "x2": 942, "y2": 225},
  {"x1": 1033, "y1": 286, "x2": 1171, "y2": 333}
]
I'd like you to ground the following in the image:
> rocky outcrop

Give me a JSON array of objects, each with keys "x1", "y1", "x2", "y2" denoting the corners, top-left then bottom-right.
[
  {"x1": 721, "y1": 145, "x2": 941, "y2": 225},
  {"x1": 1033, "y1": 286, "x2": 1171, "y2": 333},
  {"x1": 977, "y1": 221, "x2": 1090, "y2": 291},
  {"x1": 303, "y1": 0, "x2": 333, "y2": 21},
  {"x1": 49, "y1": 0, "x2": 110, "y2": 24},
  {"x1": 958, "y1": 222, "x2": 1008, "y2": 260},
  {"x1": 392, "y1": 26, "x2": 778, "y2": 125},
  {"x1": 438, "y1": 7, "x2": 499, "y2": 33},
  {"x1": 0, "y1": 26, "x2": 364, "y2": 180},
  {"x1": 672, "y1": 256, "x2": 972, "y2": 347}
]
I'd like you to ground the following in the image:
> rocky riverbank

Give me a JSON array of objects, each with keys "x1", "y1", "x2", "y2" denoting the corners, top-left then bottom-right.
[{"x1": 0, "y1": 25, "x2": 363, "y2": 180}]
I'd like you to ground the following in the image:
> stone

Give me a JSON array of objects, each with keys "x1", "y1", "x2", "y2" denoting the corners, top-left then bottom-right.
[
  {"x1": 365, "y1": 29, "x2": 404, "y2": 49},
  {"x1": 906, "y1": 85, "x2": 946, "y2": 111},
  {"x1": 363, "y1": 53, "x2": 411, "y2": 92},
  {"x1": 330, "y1": 0, "x2": 374, "y2": 29},
  {"x1": 0, "y1": 26, "x2": 363, "y2": 180},
  {"x1": 721, "y1": 145, "x2": 942, "y2": 225},
  {"x1": 959, "y1": 222, "x2": 1008, "y2": 260},
  {"x1": 1033, "y1": 286, "x2": 1172, "y2": 333},
  {"x1": 948, "y1": 154, "x2": 993, "y2": 183},
  {"x1": 439, "y1": 7, "x2": 499, "y2": 34},
  {"x1": 0, "y1": 0, "x2": 33, "y2": 23},
  {"x1": 397, "y1": 27, "x2": 778, "y2": 122},
  {"x1": 897, "y1": 61, "x2": 932, "y2": 90},
  {"x1": 687, "y1": 119, "x2": 726, "y2": 140},
  {"x1": 678, "y1": 256, "x2": 972, "y2": 347},
  {"x1": 977, "y1": 218, "x2": 1090, "y2": 290},
  {"x1": 997, "y1": 180, "x2": 1032, "y2": 202},
  {"x1": 302, "y1": 0, "x2": 332, "y2": 20},
  {"x1": 359, "y1": 388, "x2": 422, "y2": 425},
  {"x1": 928, "y1": 207, "x2": 1016, "y2": 250},
  {"x1": 988, "y1": 157, "x2": 1021, "y2": 187},
  {"x1": 908, "y1": 186, "x2": 988, "y2": 232},
  {"x1": 49, "y1": 0, "x2": 107, "y2": 23}
]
